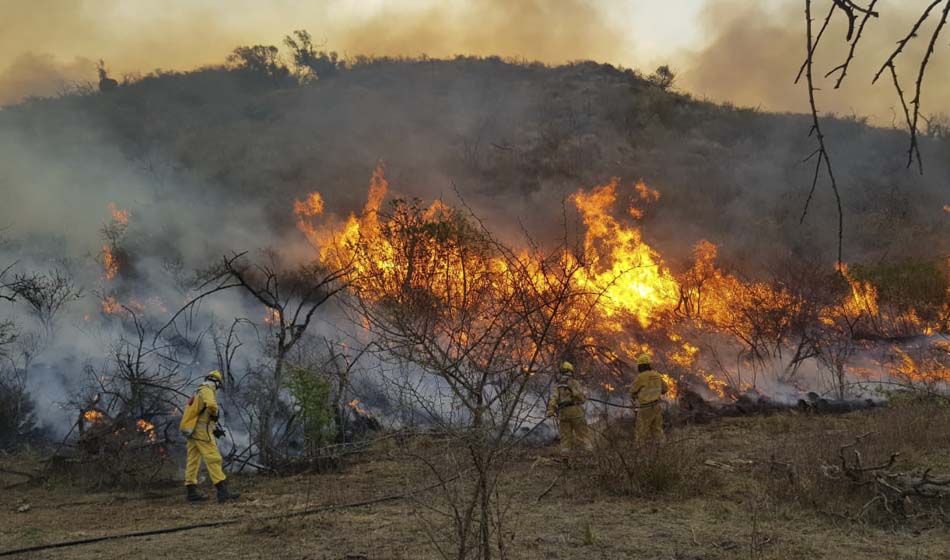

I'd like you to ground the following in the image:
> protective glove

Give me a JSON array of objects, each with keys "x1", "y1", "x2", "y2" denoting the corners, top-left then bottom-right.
[{"x1": 213, "y1": 426, "x2": 226, "y2": 439}]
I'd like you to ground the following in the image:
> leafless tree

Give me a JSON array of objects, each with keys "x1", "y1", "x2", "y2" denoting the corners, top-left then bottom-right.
[
  {"x1": 341, "y1": 198, "x2": 596, "y2": 559},
  {"x1": 799, "y1": 1, "x2": 950, "y2": 263},
  {"x1": 0, "y1": 331, "x2": 39, "y2": 450},
  {"x1": 10, "y1": 265, "x2": 82, "y2": 337},
  {"x1": 58, "y1": 305, "x2": 201, "y2": 485},
  {"x1": 163, "y1": 250, "x2": 351, "y2": 467}
]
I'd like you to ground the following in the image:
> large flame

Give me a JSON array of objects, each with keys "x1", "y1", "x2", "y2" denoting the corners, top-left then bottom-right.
[
  {"x1": 570, "y1": 178, "x2": 678, "y2": 329},
  {"x1": 836, "y1": 263, "x2": 880, "y2": 322},
  {"x1": 293, "y1": 168, "x2": 946, "y2": 402},
  {"x1": 101, "y1": 203, "x2": 129, "y2": 281}
]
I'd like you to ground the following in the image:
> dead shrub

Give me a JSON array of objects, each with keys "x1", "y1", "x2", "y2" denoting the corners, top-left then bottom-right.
[{"x1": 754, "y1": 401, "x2": 950, "y2": 524}]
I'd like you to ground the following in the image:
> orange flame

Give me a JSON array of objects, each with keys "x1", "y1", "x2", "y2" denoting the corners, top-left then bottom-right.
[
  {"x1": 136, "y1": 419, "x2": 157, "y2": 442},
  {"x1": 84, "y1": 410, "x2": 104, "y2": 423},
  {"x1": 101, "y1": 296, "x2": 122, "y2": 314},
  {"x1": 102, "y1": 245, "x2": 119, "y2": 280},
  {"x1": 660, "y1": 373, "x2": 678, "y2": 399},
  {"x1": 348, "y1": 399, "x2": 368, "y2": 415},
  {"x1": 569, "y1": 178, "x2": 679, "y2": 329},
  {"x1": 836, "y1": 263, "x2": 880, "y2": 321},
  {"x1": 701, "y1": 373, "x2": 729, "y2": 399},
  {"x1": 294, "y1": 192, "x2": 325, "y2": 244},
  {"x1": 108, "y1": 202, "x2": 129, "y2": 226},
  {"x1": 297, "y1": 169, "x2": 947, "y2": 400},
  {"x1": 263, "y1": 307, "x2": 280, "y2": 326}
]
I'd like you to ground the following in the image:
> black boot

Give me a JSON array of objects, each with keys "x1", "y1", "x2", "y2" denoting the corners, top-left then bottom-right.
[
  {"x1": 185, "y1": 484, "x2": 208, "y2": 502},
  {"x1": 215, "y1": 480, "x2": 240, "y2": 503}
]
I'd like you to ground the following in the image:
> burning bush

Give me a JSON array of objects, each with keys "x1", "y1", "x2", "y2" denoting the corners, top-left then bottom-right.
[
  {"x1": 850, "y1": 260, "x2": 950, "y2": 330},
  {"x1": 49, "y1": 303, "x2": 196, "y2": 487},
  {"x1": 72, "y1": 408, "x2": 169, "y2": 488}
]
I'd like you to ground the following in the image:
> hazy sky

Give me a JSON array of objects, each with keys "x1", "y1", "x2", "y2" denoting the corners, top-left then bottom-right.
[{"x1": 0, "y1": 0, "x2": 946, "y2": 122}]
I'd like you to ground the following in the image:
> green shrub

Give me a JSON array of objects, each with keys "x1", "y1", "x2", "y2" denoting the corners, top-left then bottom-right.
[{"x1": 287, "y1": 366, "x2": 336, "y2": 454}]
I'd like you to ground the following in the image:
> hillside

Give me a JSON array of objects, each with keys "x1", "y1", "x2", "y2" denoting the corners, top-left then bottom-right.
[{"x1": 3, "y1": 56, "x2": 948, "y2": 272}]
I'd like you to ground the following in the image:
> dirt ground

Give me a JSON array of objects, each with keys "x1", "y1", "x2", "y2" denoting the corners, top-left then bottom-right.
[{"x1": 2, "y1": 410, "x2": 949, "y2": 559}]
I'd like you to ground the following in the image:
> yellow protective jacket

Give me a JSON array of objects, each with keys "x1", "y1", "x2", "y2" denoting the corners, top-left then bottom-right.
[
  {"x1": 547, "y1": 379, "x2": 587, "y2": 420},
  {"x1": 630, "y1": 369, "x2": 669, "y2": 406},
  {"x1": 190, "y1": 381, "x2": 219, "y2": 441}
]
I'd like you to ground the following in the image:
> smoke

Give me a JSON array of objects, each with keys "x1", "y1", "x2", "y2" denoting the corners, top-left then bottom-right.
[
  {"x1": 0, "y1": 1, "x2": 948, "y2": 440},
  {"x1": 679, "y1": 0, "x2": 950, "y2": 123},
  {"x1": 0, "y1": 53, "x2": 96, "y2": 105},
  {"x1": 3, "y1": 0, "x2": 949, "y2": 122},
  {"x1": 0, "y1": 105, "x2": 288, "y2": 433},
  {"x1": 334, "y1": 0, "x2": 630, "y2": 64},
  {"x1": 0, "y1": 0, "x2": 634, "y2": 106}
]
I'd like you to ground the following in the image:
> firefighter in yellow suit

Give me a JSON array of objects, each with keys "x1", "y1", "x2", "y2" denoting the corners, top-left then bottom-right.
[
  {"x1": 630, "y1": 353, "x2": 670, "y2": 444},
  {"x1": 546, "y1": 361, "x2": 592, "y2": 453},
  {"x1": 181, "y1": 370, "x2": 240, "y2": 503}
]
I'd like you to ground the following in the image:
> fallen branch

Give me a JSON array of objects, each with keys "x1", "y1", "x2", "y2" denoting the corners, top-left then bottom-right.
[{"x1": 827, "y1": 433, "x2": 950, "y2": 519}]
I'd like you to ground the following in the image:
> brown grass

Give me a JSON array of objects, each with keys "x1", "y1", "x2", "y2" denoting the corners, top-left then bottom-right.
[
  {"x1": 750, "y1": 398, "x2": 950, "y2": 524},
  {"x1": 2, "y1": 405, "x2": 950, "y2": 559}
]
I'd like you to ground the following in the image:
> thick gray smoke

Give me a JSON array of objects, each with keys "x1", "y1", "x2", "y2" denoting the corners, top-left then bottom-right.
[{"x1": 0, "y1": 109, "x2": 289, "y2": 432}]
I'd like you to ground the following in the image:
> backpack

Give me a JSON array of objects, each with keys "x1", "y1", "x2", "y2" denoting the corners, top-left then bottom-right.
[{"x1": 179, "y1": 390, "x2": 205, "y2": 437}]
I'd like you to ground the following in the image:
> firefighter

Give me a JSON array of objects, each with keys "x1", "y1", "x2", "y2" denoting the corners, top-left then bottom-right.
[
  {"x1": 629, "y1": 353, "x2": 669, "y2": 444},
  {"x1": 180, "y1": 370, "x2": 240, "y2": 503},
  {"x1": 546, "y1": 361, "x2": 592, "y2": 453}
]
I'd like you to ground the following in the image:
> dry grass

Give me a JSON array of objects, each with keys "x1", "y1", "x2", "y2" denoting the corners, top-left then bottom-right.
[
  {"x1": 2, "y1": 406, "x2": 950, "y2": 559},
  {"x1": 750, "y1": 398, "x2": 950, "y2": 525},
  {"x1": 586, "y1": 419, "x2": 715, "y2": 498}
]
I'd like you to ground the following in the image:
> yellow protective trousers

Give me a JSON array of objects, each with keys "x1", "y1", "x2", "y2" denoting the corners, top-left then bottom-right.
[
  {"x1": 184, "y1": 429, "x2": 226, "y2": 485},
  {"x1": 636, "y1": 403, "x2": 664, "y2": 444},
  {"x1": 557, "y1": 405, "x2": 591, "y2": 452}
]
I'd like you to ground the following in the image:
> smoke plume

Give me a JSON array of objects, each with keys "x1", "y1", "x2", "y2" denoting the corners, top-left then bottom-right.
[{"x1": 680, "y1": 0, "x2": 950, "y2": 123}]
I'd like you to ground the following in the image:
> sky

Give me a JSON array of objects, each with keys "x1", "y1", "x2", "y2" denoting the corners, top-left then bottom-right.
[{"x1": 0, "y1": 0, "x2": 947, "y2": 123}]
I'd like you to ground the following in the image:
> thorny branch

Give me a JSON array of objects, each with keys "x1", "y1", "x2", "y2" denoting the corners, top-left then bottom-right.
[
  {"x1": 800, "y1": 0, "x2": 949, "y2": 260},
  {"x1": 802, "y1": 0, "x2": 845, "y2": 266}
]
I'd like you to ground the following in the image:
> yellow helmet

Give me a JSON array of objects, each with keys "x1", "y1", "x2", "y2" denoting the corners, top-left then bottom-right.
[
  {"x1": 207, "y1": 370, "x2": 224, "y2": 384},
  {"x1": 636, "y1": 353, "x2": 652, "y2": 366},
  {"x1": 559, "y1": 361, "x2": 574, "y2": 373}
]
